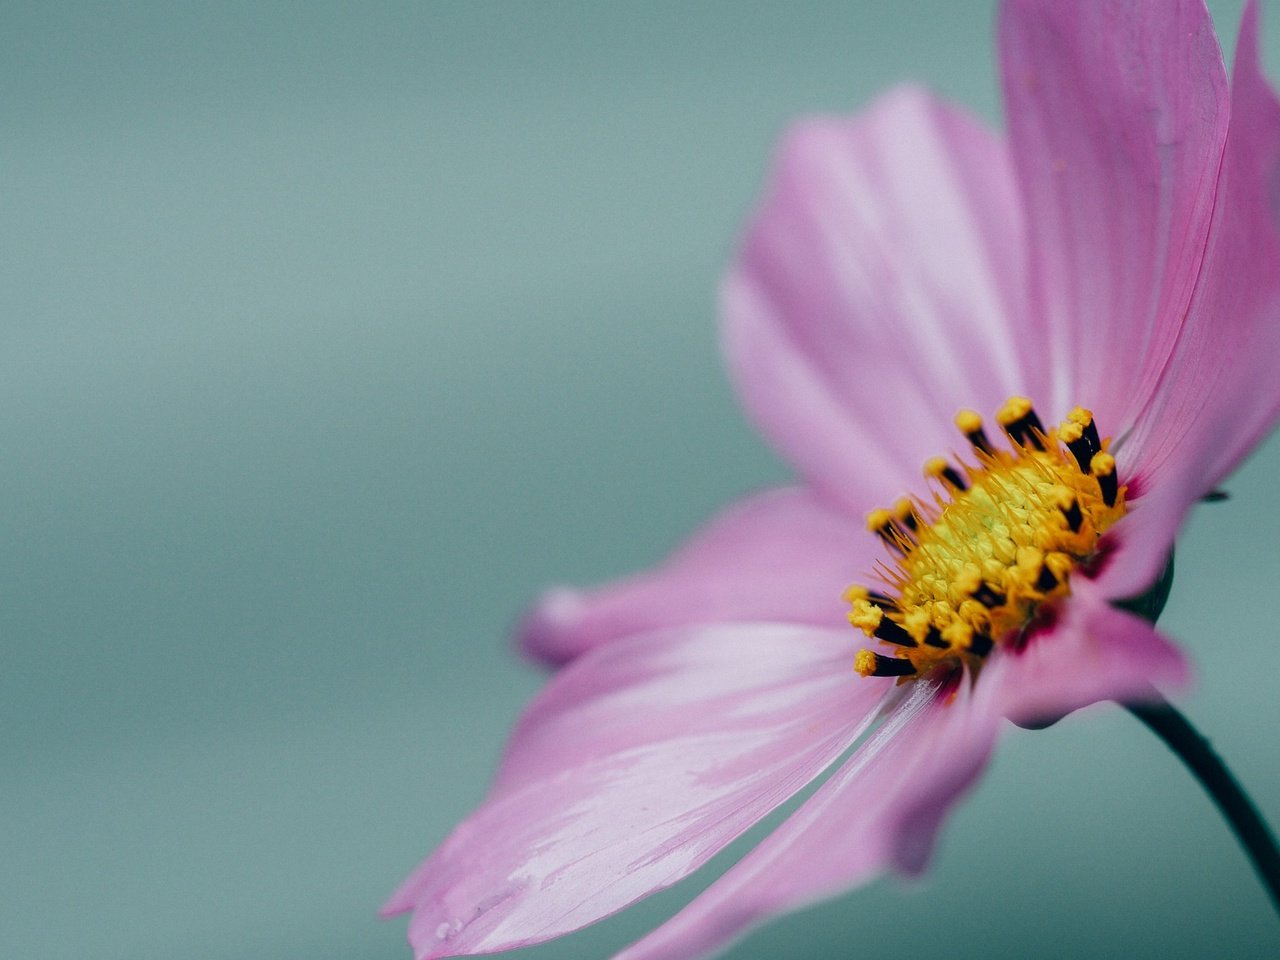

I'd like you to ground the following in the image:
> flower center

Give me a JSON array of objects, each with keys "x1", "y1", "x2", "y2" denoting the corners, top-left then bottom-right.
[{"x1": 848, "y1": 398, "x2": 1126, "y2": 680}]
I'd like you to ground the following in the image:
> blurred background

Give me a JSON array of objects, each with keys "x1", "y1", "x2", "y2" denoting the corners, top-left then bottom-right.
[{"x1": 3, "y1": 2, "x2": 1278, "y2": 958}]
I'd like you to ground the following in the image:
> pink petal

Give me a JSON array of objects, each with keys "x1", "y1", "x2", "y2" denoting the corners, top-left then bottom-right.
[
  {"x1": 1089, "y1": 481, "x2": 1197, "y2": 603},
  {"x1": 614, "y1": 672, "x2": 1002, "y2": 960},
  {"x1": 992, "y1": 578, "x2": 1190, "y2": 730},
  {"x1": 384, "y1": 623, "x2": 892, "y2": 958},
  {"x1": 519, "y1": 487, "x2": 871, "y2": 666},
  {"x1": 724, "y1": 85, "x2": 1029, "y2": 514},
  {"x1": 999, "y1": 0, "x2": 1229, "y2": 436},
  {"x1": 1107, "y1": 0, "x2": 1280, "y2": 597}
]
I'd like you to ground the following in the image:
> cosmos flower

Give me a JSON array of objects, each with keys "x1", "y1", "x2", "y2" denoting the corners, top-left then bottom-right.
[{"x1": 385, "y1": 2, "x2": 1280, "y2": 959}]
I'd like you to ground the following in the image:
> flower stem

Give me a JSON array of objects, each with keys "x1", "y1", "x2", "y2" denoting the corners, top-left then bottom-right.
[{"x1": 1127, "y1": 697, "x2": 1280, "y2": 916}]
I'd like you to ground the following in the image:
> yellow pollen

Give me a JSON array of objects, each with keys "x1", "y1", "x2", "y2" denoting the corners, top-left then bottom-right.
[
  {"x1": 941, "y1": 619, "x2": 973, "y2": 647},
  {"x1": 954, "y1": 409, "x2": 984, "y2": 434},
  {"x1": 865, "y1": 508, "x2": 894, "y2": 532},
  {"x1": 848, "y1": 599, "x2": 883, "y2": 633},
  {"x1": 923, "y1": 456, "x2": 948, "y2": 478},
  {"x1": 847, "y1": 399, "x2": 1127, "y2": 681},
  {"x1": 996, "y1": 395, "x2": 1034, "y2": 427},
  {"x1": 1067, "y1": 406, "x2": 1094, "y2": 427},
  {"x1": 842, "y1": 583, "x2": 871, "y2": 604},
  {"x1": 854, "y1": 649, "x2": 879, "y2": 678}
]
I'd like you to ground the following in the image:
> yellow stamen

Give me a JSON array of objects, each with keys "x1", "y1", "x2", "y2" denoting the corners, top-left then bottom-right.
[
  {"x1": 924, "y1": 456, "x2": 967, "y2": 490},
  {"x1": 996, "y1": 395, "x2": 1034, "y2": 427},
  {"x1": 848, "y1": 599, "x2": 883, "y2": 635},
  {"x1": 842, "y1": 584, "x2": 870, "y2": 604},
  {"x1": 1067, "y1": 406, "x2": 1094, "y2": 428},
  {"x1": 865, "y1": 508, "x2": 894, "y2": 532},
  {"x1": 847, "y1": 398, "x2": 1127, "y2": 681},
  {"x1": 854, "y1": 649, "x2": 878, "y2": 677},
  {"x1": 954, "y1": 409, "x2": 984, "y2": 434}
]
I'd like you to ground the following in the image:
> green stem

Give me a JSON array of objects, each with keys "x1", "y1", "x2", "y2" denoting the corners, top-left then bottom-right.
[{"x1": 1127, "y1": 697, "x2": 1280, "y2": 916}]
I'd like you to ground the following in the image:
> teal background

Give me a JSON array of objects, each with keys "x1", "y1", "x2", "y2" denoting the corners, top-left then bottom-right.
[{"x1": 3, "y1": 2, "x2": 1278, "y2": 958}]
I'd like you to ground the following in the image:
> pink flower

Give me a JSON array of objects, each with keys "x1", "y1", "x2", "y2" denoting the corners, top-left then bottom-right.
[{"x1": 385, "y1": 3, "x2": 1280, "y2": 959}]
